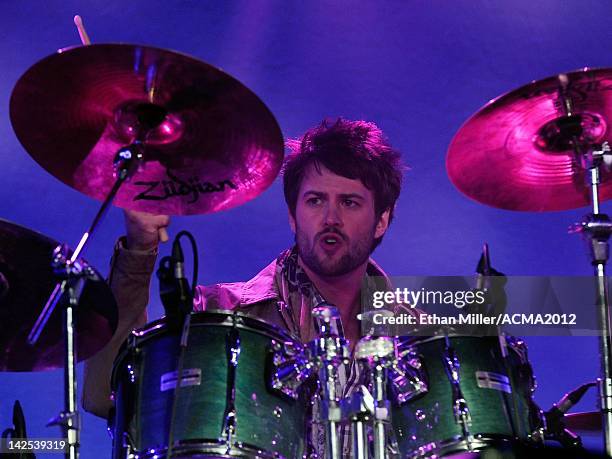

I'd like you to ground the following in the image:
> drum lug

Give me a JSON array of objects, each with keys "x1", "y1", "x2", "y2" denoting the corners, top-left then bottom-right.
[
  {"x1": 442, "y1": 339, "x2": 474, "y2": 448},
  {"x1": 124, "y1": 335, "x2": 141, "y2": 385},
  {"x1": 121, "y1": 432, "x2": 136, "y2": 459},
  {"x1": 106, "y1": 405, "x2": 115, "y2": 440},
  {"x1": 221, "y1": 327, "x2": 241, "y2": 452},
  {"x1": 528, "y1": 407, "x2": 547, "y2": 444},
  {"x1": 529, "y1": 425, "x2": 546, "y2": 444},
  {"x1": 506, "y1": 335, "x2": 538, "y2": 393},
  {"x1": 390, "y1": 348, "x2": 428, "y2": 404},
  {"x1": 269, "y1": 339, "x2": 311, "y2": 400}
]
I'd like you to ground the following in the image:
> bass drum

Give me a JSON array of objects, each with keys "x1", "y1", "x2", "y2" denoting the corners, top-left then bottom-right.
[
  {"x1": 110, "y1": 311, "x2": 309, "y2": 459},
  {"x1": 390, "y1": 334, "x2": 544, "y2": 458}
]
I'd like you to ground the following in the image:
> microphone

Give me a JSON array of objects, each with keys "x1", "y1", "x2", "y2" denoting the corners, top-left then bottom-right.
[
  {"x1": 156, "y1": 236, "x2": 194, "y2": 332},
  {"x1": 547, "y1": 382, "x2": 597, "y2": 419},
  {"x1": 544, "y1": 382, "x2": 596, "y2": 449},
  {"x1": 171, "y1": 238, "x2": 193, "y2": 316},
  {"x1": 475, "y1": 243, "x2": 491, "y2": 292},
  {"x1": 1, "y1": 400, "x2": 36, "y2": 458},
  {"x1": 473, "y1": 243, "x2": 507, "y2": 314},
  {"x1": 12, "y1": 401, "x2": 26, "y2": 440}
]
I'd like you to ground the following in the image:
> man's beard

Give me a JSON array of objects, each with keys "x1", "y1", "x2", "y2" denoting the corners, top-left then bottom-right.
[{"x1": 295, "y1": 226, "x2": 376, "y2": 277}]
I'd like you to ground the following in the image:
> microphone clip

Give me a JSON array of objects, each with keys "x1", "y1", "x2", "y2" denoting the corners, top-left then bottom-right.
[{"x1": 156, "y1": 236, "x2": 194, "y2": 331}]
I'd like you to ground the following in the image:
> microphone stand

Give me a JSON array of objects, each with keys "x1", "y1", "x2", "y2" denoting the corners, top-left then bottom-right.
[{"x1": 156, "y1": 233, "x2": 197, "y2": 458}]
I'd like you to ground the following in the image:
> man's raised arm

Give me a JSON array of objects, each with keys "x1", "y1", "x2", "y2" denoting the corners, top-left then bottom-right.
[{"x1": 82, "y1": 210, "x2": 170, "y2": 418}]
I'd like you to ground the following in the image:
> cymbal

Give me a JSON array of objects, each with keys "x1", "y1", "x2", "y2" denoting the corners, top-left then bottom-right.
[
  {"x1": 10, "y1": 44, "x2": 284, "y2": 215},
  {"x1": 0, "y1": 219, "x2": 117, "y2": 371},
  {"x1": 447, "y1": 68, "x2": 612, "y2": 211},
  {"x1": 564, "y1": 411, "x2": 602, "y2": 433}
]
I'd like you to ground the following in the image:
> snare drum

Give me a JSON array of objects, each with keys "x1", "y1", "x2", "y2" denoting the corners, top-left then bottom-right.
[
  {"x1": 110, "y1": 311, "x2": 309, "y2": 459},
  {"x1": 391, "y1": 335, "x2": 543, "y2": 458}
]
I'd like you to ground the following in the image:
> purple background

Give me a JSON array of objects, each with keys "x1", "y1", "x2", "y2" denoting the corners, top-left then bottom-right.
[{"x1": 0, "y1": 1, "x2": 609, "y2": 455}]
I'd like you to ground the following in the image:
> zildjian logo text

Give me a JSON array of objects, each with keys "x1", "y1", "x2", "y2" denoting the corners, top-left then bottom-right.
[{"x1": 133, "y1": 170, "x2": 238, "y2": 204}]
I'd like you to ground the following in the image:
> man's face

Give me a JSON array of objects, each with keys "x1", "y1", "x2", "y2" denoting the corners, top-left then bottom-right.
[{"x1": 288, "y1": 164, "x2": 390, "y2": 277}]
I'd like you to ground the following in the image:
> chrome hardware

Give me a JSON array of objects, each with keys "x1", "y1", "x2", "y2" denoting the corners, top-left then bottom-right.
[
  {"x1": 390, "y1": 343, "x2": 428, "y2": 404},
  {"x1": 355, "y1": 336, "x2": 396, "y2": 459},
  {"x1": 269, "y1": 340, "x2": 312, "y2": 400},
  {"x1": 442, "y1": 338, "x2": 473, "y2": 448},
  {"x1": 308, "y1": 305, "x2": 349, "y2": 459},
  {"x1": 221, "y1": 327, "x2": 240, "y2": 453}
]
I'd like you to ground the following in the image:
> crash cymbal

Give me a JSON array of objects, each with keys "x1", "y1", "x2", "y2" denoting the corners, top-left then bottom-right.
[
  {"x1": 564, "y1": 411, "x2": 602, "y2": 433},
  {"x1": 447, "y1": 68, "x2": 612, "y2": 211},
  {"x1": 0, "y1": 219, "x2": 117, "y2": 371},
  {"x1": 10, "y1": 44, "x2": 284, "y2": 215}
]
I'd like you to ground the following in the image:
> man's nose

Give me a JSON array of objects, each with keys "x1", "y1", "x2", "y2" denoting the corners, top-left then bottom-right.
[{"x1": 323, "y1": 204, "x2": 342, "y2": 226}]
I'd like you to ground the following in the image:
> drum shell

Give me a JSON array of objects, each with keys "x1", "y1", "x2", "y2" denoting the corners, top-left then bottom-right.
[
  {"x1": 391, "y1": 336, "x2": 539, "y2": 457},
  {"x1": 110, "y1": 311, "x2": 307, "y2": 459}
]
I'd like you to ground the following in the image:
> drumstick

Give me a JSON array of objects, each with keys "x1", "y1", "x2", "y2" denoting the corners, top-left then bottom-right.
[
  {"x1": 159, "y1": 227, "x2": 169, "y2": 243},
  {"x1": 73, "y1": 15, "x2": 91, "y2": 45}
]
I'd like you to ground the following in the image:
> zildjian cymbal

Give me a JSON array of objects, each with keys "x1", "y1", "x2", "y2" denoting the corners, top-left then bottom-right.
[
  {"x1": 0, "y1": 219, "x2": 117, "y2": 371},
  {"x1": 447, "y1": 68, "x2": 612, "y2": 211},
  {"x1": 10, "y1": 44, "x2": 284, "y2": 215}
]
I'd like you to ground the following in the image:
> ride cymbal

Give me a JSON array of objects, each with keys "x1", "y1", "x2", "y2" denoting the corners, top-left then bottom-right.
[{"x1": 447, "y1": 68, "x2": 612, "y2": 211}]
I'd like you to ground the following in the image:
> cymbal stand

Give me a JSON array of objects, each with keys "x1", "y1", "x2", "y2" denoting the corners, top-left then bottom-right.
[
  {"x1": 572, "y1": 141, "x2": 612, "y2": 456},
  {"x1": 26, "y1": 143, "x2": 144, "y2": 459},
  {"x1": 354, "y1": 336, "x2": 395, "y2": 459},
  {"x1": 342, "y1": 385, "x2": 373, "y2": 459},
  {"x1": 308, "y1": 305, "x2": 349, "y2": 459}
]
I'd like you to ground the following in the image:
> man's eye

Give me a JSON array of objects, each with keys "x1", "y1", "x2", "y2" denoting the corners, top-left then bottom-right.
[
  {"x1": 343, "y1": 199, "x2": 359, "y2": 207},
  {"x1": 306, "y1": 197, "x2": 322, "y2": 205}
]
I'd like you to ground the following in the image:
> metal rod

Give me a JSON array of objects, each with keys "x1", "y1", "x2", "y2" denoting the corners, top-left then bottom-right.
[
  {"x1": 591, "y1": 168, "x2": 601, "y2": 215},
  {"x1": 221, "y1": 326, "x2": 240, "y2": 453},
  {"x1": 28, "y1": 172, "x2": 128, "y2": 345},
  {"x1": 586, "y1": 162, "x2": 612, "y2": 456},
  {"x1": 372, "y1": 364, "x2": 387, "y2": 459},
  {"x1": 320, "y1": 362, "x2": 341, "y2": 459},
  {"x1": 595, "y1": 264, "x2": 612, "y2": 457},
  {"x1": 311, "y1": 306, "x2": 346, "y2": 459},
  {"x1": 352, "y1": 419, "x2": 367, "y2": 459},
  {"x1": 65, "y1": 285, "x2": 79, "y2": 459}
]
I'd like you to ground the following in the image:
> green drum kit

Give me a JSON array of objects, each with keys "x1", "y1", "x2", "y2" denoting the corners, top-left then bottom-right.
[
  {"x1": 110, "y1": 311, "x2": 309, "y2": 459},
  {"x1": 391, "y1": 335, "x2": 542, "y2": 457},
  {"x1": 4, "y1": 21, "x2": 612, "y2": 459}
]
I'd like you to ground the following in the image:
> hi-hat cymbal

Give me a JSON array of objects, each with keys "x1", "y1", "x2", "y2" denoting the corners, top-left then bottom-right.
[
  {"x1": 447, "y1": 68, "x2": 612, "y2": 211},
  {"x1": 10, "y1": 44, "x2": 284, "y2": 215},
  {"x1": 0, "y1": 219, "x2": 117, "y2": 371}
]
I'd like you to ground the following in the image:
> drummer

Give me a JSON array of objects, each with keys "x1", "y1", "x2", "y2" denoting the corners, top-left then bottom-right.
[{"x1": 83, "y1": 117, "x2": 406, "y2": 451}]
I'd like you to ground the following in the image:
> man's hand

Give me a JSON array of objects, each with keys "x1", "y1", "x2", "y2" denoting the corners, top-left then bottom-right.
[{"x1": 123, "y1": 209, "x2": 170, "y2": 251}]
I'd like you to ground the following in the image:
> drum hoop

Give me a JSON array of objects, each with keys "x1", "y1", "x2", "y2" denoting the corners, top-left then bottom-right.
[
  {"x1": 134, "y1": 310, "x2": 294, "y2": 342},
  {"x1": 398, "y1": 333, "x2": 508, "y2": 348},
  {"x1": 404, "y1": 434, "x2": 519, "y2": 458},
  {"x1": 110, "y1": 310, "x2": 299, "y2": 389},
  {"x1": 133, "y1": 438, "x2": 291, "y2": 459}
]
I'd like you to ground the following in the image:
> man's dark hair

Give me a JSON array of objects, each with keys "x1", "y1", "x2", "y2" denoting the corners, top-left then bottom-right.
[{"x1": 283, "y1": 118, "x2": 404, "y2": 248}]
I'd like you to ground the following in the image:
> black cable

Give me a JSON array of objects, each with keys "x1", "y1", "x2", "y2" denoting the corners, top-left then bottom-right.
[
  {"x1": 164, "y1": 231, "x2": 198, "y2": 459},
  {"x1": 165, "y1": 314, "x2": 191, "y2": 459},
  {"x1": 175, "y1": 230, "x2": 199, "y2": 292}
]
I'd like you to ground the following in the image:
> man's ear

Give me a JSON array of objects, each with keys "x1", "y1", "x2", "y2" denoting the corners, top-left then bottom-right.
[
  {"x1": 288, "y1": 209, "x2": 296, "y2": 233},
  {"x1": 374, "y1": 208, "x2": 391, "y2": 239}
]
